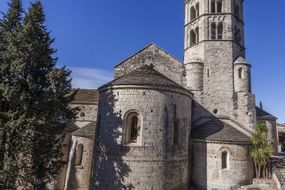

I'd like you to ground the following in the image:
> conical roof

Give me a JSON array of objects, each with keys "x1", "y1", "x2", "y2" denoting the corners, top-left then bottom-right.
[
  {"x1": 234, "y1": 56, "x2": 249, "y2": 64},
  {"x1": 99, "y1": 65, "x2": 189, "y2": 92}
]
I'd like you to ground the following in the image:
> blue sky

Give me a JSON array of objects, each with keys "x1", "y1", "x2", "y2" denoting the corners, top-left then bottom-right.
[{"x1": 0, "y1": 0, "x2": 284, "y2": 123}]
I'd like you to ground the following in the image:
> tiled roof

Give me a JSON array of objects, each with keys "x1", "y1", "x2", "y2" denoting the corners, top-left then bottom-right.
[
  {"x1": 72, "y1": 122, "x2": 96, "y2": 139},
  {"x1": 256, "y1": 107, "x2": 277, "y2": 119},
  {"x1": 99, "y1": 65, "x2": 189, "y2": 92},
  {"x1": 192, "y1": 119, "x2": 251, "y2": 142},
  {"x1": 72, "y1": 89, "x2": 99, "y2": 104}
]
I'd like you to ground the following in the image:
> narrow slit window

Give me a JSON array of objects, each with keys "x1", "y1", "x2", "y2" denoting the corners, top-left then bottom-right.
[
  {"x1": 173, "y1": 119, "x2": 179, "y2": 145},
  {"x1": 75, "y1": 144, "x2": 84, "y2": 166},
  {"x1": 238, "y1": 68, "x2": 243, "y2": 79},
  {"x1": 211, "y1": 0, "x2": 216, "y2": 13},
  {"x1": 130, "y1": 116, "x2": 139, "y2": 142},
  {"x1": 217, "y1": 0, "x2": 222, "y2": 13},
  {"x1": 211, "y1": 23, "x2": 217, "y2": 40},
  {"x1": 217, "y1": 22, "x2": 223, "y2": 39},
  {"x1": 222, "y1": 151, "x2": 228, "y2": 169}
]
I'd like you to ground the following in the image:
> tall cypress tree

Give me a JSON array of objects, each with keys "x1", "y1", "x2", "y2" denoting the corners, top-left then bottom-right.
[
  {"x1": 1, "y1": 1, "x2": 76, "y2": 189},
  {"x1": 0, "y1": 0, "x2": 23, "y2": 189}
]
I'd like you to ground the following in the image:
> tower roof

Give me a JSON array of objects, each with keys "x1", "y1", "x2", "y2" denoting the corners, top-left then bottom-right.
[
  {"x1": 234, "y1": 56, "x2": 250, "y2": 65},
  {"x1": 99, "y1": 65, "x2": 191, "y2": 94}
]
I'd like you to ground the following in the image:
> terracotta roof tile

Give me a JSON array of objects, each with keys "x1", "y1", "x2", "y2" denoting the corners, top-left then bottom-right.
[
  {"x1": 72, "y1": 89, "x2": 99, "y2": 104},
  {"x1": 192, "y1": 119, "x2": 251, "y2": 142},
  {"x1": 99, "y1": 65, "x2": 190, "y2": 93}
]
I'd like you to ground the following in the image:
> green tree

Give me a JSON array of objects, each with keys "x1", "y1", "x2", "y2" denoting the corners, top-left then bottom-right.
[
  {"x1": 1, "y1": 1, "x2": 76, "y2": 189},
  {"x1": 250, "y1": 122, "x2": 273, "y2": 179},
  {"x1": 0, "y1": 0, "x2": 23, "y2": 189}
]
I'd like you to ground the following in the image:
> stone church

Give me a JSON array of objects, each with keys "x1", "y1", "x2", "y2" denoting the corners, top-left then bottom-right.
[{"x1": 48, "y1": 0, "x2": 279, "y2": 190}]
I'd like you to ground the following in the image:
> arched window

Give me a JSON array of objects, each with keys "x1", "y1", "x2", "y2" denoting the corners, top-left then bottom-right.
[
  {"x1": 75, "y1": 144, "x2": 84, "y2": 166},
  {"x1": 190, "y1": 7, "x2": 196, "y2": 21},
  {"x1": 211, "y1": 22, "x2": 217, "y2": 40},
  {"x1": 190, "y1": 30, "x2": 196, "y2": 46},
  {"x1": 195, "y1": 3, "x2": 200, "y2": 18},
  {"x1": 125, "y1": 112, "x2": 141, "y2": 144},
  {"x1": 217, "y1": 22, "x2": 223, "y2": 39},
  {"x1": 195, "y1": 27, "x2": 199, "y2": 43},
  {"x1": 221, "y1": 151, "x2": 228, "y2": 169},
  {"x1": 211, "y1": 0, "x2": 216, "y2": 13},
  {"x1": 211, "y1": 0, "x2": 223, "y2": 13},
  {"x1": 217, "y1": 0, "x2": 222, "y2": 13},
  {"x1": 238, "y1": 67, "x2": 243, "y2": 79}
]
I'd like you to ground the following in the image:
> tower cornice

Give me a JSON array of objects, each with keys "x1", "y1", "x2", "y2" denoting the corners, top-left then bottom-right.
[{"x1": 185, "y1": 13, "x2": 244, "y2": 27}]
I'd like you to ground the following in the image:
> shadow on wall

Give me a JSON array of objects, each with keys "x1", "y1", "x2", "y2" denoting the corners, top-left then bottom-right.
[
  {"x1": 190, "y1": 101, "x2": 222, "y2": 190},
  {"x1": 90, "y1": 89, "x2": 134, "y2": 190}
]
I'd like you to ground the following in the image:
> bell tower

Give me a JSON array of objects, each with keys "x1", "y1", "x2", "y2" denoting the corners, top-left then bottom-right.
[{"x1": 184, "y1": 0, "x2": 256, "y2": 129}]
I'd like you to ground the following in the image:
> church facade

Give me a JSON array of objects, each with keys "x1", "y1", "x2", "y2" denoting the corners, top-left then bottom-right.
[{"x1": 49, "y1": 0, "x2": 279, "y2": 190}]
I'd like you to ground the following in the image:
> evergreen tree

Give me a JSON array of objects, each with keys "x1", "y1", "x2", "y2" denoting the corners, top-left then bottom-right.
[
  {"x1": 1, "y1": 1, "x2": 76, "y2": 189},
  {"x1": 0, "y1": 0, "x2": 23, "y2": 189}
]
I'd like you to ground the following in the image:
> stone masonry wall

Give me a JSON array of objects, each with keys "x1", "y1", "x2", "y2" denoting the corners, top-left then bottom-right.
[
  {"x1": 192, "y1": 141, "x2": 254, "y2": 190},
  {"x1": 92, "y1": 87, "x2": 192, "y2": 190},
  {"x1": 114, "y1": 44, "x2": 183, "y2": 85}
]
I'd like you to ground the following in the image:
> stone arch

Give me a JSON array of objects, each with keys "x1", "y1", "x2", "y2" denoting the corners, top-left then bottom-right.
[{"x1": 123, "y1": 110, "x2": 142, "y2": 144}]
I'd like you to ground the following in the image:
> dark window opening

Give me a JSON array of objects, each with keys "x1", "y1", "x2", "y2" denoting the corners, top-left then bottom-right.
[
  {"x1": 238, "y1": 68, "x2": 243, "y2": 79},
  {"x1": 190, "y1": 7, "x2": 196, "y2": 21},
  {"x1": 222, "y1": 151, "x2": 228, "y2": 169},
  {"x1": 75, "y1": 144, "x2": 84, "y2": 166},
  {"x1": 130, "y1": 116, "x2": 139, "y2": 142},
  {"x1": 211, "y1": 23, "x2": 217, "y2": 40},
  {"x1": 195, "y1": 27, "x2": 199, "y2": 43},
  {"x1": 217, "y1": 0, "x2": 222, "y2": 13},
  {"x1": 211, "y1": 0, "x2": 216, "y2": 13},
  {"x1": 217, "y1": 22, "x2": 223, "y2": 39},
  {"x1": 196, "y1": 3, "x2": 200, "y2": 17},
  {"x1": 190, "y1": 30, "x2": 196, "y2": 46}
]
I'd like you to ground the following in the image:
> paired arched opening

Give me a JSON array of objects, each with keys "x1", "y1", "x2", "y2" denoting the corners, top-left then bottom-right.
[
  {"x1": 190, "y1": 2, "x2": 200, "y2": 21},
  {"x1": 211, "y1": 0, "x2": 223, "y2": 13},
  {"x1": 211, "y1": 22, "x2": 223, "y2": 40},
  {"x1": 124, "y1": 111, "x2": 141, "y2": 144}
]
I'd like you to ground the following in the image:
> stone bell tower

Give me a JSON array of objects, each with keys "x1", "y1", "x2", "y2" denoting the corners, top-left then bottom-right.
[{"x1": 184, "y1": 0, "x2": 256, "y2": 130}]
